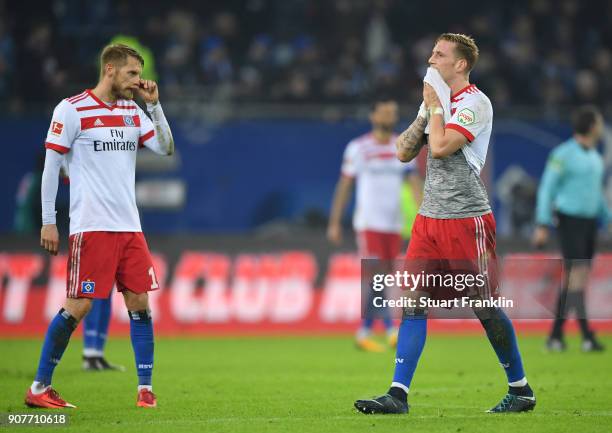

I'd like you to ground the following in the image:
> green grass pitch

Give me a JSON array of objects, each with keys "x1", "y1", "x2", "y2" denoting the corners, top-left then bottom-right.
[{"x1": 1, "y1": 334, "x2": 611, "y2": 432}]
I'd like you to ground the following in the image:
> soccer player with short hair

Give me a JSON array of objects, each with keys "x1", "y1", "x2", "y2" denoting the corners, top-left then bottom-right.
[
  {"x1": 25, "y1": 44, "x2": 174, "y2": 409},
  {"x1": 327, "y1": 97, "x2": 422, "y2": 352},
  {"x1": 354, "y1": 33, "x2": 536, "y2": 414}
]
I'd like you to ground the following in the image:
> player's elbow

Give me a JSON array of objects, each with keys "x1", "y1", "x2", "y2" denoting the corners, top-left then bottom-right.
[
  {"x1": 429, "y1": 140, "x2": 451, "y2": 159},
  {"x1": 396, "y1": 149, "x2": 412, "y2": 163},
  {"x1": 430, "y1": 148, "x2": 446, "y2": 159}
]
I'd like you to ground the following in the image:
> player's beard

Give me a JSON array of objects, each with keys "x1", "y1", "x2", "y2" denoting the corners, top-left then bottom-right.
[
  {"x1": 375, "y1": 123, "x2": 395, "y2": 134},
  {"x1": 111, "y1": 81, "x2": 134, "y2": 100}
]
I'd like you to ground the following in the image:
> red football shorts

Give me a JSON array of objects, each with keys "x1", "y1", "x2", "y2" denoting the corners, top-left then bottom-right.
[
  {"x1": 66, "y1": 231, "x2": 160, "y2": 299},
  {"x1": 405, "y1": 213, "x2": 499, "y2": 299},
  {"x1": 357, "y1": 230, "x2": 403, "y2": 260}
]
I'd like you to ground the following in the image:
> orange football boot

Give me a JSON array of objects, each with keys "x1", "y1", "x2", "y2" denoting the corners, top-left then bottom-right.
[
  {"x1": 136, "y1": 389, "x2": 157, "y2": 408},
  {"x1": 25, "y1": 387, "x2": 76, "y2": 409},
  {"x1": 356, "y1": 337, "x2": 385, "y2": 352}
]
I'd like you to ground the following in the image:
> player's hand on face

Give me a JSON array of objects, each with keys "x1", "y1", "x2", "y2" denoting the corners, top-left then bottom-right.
[
  {"x1": 532, "y1": 226, "x2": 549, "y2": 248},
  {"x1": 423, "y1": 83, "x2": 441, "y2": 109},
  {"x1": 136, "y1": 79, "x2": 159, "y2": 104},
  {"x1": 327, "y1": 223, "x2": 343, "y2": 246},
  {"x1": 41, "y1": 224, "x2": 60, "y2": 256}
]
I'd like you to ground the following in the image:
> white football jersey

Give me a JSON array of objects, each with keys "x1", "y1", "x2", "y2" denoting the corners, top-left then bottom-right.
[
  {"x1": 446, "y1": 84, "x2": 493, "y2": 174},
  {"x1": 44, "y1": 90, "x2": 156, "y2": 235},
  {"x1": 341, "y1": 133, "x2": 416, "y2": 233}
]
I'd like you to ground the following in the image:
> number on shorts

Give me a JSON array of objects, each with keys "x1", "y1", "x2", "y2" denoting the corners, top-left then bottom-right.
[{"x1": 148, "y1": 266, "x2": 159, "y2": 289}]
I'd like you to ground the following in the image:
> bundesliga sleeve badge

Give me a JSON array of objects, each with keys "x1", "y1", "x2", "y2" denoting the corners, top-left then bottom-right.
[{"x1": 50, "y1": 121, "x2": 64, "y2": 136}]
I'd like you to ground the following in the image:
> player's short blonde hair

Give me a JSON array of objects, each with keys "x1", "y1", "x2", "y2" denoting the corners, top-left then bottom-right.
[
  {"x1": 99, "y1": 44, "x2": 144, "y2": 77},
  {"x1": 436, "y1": 33, "x2": 479, "y2": 73}
]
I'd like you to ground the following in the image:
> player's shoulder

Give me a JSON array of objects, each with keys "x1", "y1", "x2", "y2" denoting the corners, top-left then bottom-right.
[
  {"x1": 63, "y1": 90, "x2": 93, "y2": 107},
  {"x1": 454, "y1": 85, "x2": 492, "y2": 122},
  {"x1": 346, "y1": 133, "x2": 372, "y2": 150},
  {"x1": 55, "y1": 90, "x2": 96, "y2": 116},
  {"x1": 552, "y1": 139, "x2": 576, "y2": 159},
  {"x1": 351, "y1": 132, "x2": 373, "y2": 144},
  {"x1": 459, "y1": 85, "x2": 491, "y2": 107},
  {"x1": 473, "y1": 86, "x2": 492, "y2": 109},
  {"x1": 52, "y1": 92, "x2": 87, "y2": 116}
]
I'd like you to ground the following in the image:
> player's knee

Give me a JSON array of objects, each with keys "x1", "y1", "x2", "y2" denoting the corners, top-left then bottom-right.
[
  {"x1": 63, "y1": 297, "x2": 93, "y2": 321},
  {"x1": 402, "y1": 291, "x2": 429, "y2": 319},
  {"x1": 473, "y1": 305, "x2": 497, "y2": 322},
  {"x1": 568, "y1": 264, "x2": 590, "y2": 291},
  {"x1": 402, "y1": 305, "x2": 428, "y2": 319},
  {"x1": 123, "y1": 291, "x2": 149, "y2": 311}
]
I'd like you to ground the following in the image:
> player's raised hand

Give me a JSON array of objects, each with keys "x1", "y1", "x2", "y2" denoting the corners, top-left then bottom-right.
[
  {"x1": 423, "y1": 83, "x2": 441, "y2": 109},
  {"x1": 41, "y1": 224, "x2": 59, "y2": 256},
  {"x1": 136, "y1": 79, "x2": 159, "y2": 104}
]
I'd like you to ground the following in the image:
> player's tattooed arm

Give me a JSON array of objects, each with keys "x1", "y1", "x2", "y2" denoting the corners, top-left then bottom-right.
[{"x1": 396, "y1": 115, "x2": 427, "y2": 162}]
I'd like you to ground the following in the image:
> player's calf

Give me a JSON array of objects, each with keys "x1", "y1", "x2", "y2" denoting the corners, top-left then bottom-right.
[{"x1": 27, "y1": 307, "x2": 81, "y2": 408}]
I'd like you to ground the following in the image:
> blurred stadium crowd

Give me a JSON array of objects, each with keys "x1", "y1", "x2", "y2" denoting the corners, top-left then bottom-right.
[{"x1": 2, "y1": 0, "x2": 612, "y2": 114}]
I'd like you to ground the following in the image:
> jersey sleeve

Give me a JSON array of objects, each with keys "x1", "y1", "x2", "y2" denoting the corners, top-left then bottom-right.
[
  {"x1": 340, "y1": 141, "x2": 360, "y2": 178},
  {"x1": 535, "y1": 147, "x2": 565, "y2": 226},
  {"x1": 446, "y1": 97, "x2": 492, "y2": 143},
  {"x1": 44, "y1": 100, "x2": 79, "y2": 154},
  {"x1": 137, "y1": 106, "x2": 156, "y2": 148}
]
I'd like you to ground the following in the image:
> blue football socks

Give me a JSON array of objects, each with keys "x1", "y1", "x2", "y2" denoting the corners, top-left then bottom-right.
[
  {"x1": 477, "y1": 307, "x2": 526, "y2": 385},
  {"x1": 35, "y1": 309, "x2": 78, "y2": 386},
  {"x1": 390, "y1": 314, "x2": 427, "y2": 397},
  {"x1": 83, "y1": 297, "x2": 111, "y2": 355},
  {"x1": 129, "y1": 310, "x2": 154, "y2": 387},
  {"x1": 95, "y1": 298, "x2": 112, "y2": 353}
]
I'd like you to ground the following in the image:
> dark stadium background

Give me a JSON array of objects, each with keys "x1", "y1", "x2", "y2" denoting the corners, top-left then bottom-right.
[
  {"x1": 1, "y1": 3, "x2": 611, "y2": 432},
  {"x1": 1, "y1": 0, "x2": 611, "y2": 334}
]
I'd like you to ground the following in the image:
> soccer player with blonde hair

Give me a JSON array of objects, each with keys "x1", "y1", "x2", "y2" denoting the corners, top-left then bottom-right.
[{"x1": 355, "y1": 33, "x2": 536, "y2": 415}]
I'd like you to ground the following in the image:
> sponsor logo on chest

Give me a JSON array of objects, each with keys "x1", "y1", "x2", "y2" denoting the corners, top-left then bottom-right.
[{"x1": 93, "y1": 128, "x2": 138, "y2": 152}]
